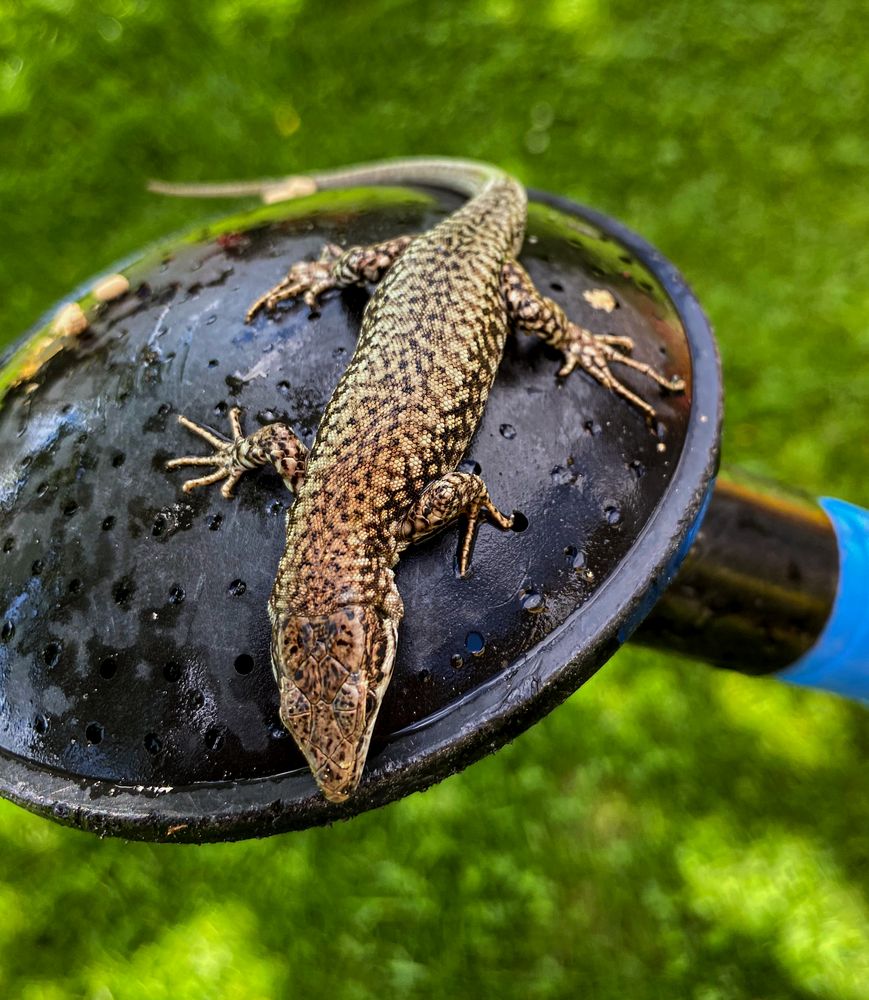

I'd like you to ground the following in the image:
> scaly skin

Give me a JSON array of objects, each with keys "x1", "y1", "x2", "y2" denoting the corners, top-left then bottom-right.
[{"x1": 162, "y1": 158, "x2": 684, "y2": 802}]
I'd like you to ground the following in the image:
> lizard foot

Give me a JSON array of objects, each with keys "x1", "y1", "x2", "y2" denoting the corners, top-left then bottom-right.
[
  {"x1": 166, "y1": 407, "x2": 309, "y2": 497},
  {"x1": 500, "y1": 259, "x2": 685, "y2": 423},
  {"x1": 165, "y1": 407, "x2": 251, "y2": 499},
  {"x1": 557, "y1": 326, "x2": 685, "y2": 422},
  {"x1": 400, "y1": 471, "x2": 515, "y2": 578},
  {"x1": 246, "y1": 243, "x2": 343, "y2": 323}
]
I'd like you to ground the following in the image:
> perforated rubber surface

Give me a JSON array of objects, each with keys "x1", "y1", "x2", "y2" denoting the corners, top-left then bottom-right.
[{"x1": 0, "y1": 188, "x2": 719, "y2": 839}]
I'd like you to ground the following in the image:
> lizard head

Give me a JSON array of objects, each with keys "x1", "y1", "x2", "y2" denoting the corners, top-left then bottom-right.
[{"x1": 271, "y1": 604, "x2": 399, "y2": 803}]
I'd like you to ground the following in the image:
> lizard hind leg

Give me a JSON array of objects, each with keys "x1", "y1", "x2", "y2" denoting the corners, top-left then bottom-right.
[
  {"x1": 501, "y1": 259, "x2": 685, "y2": 422},
  {"x1": 166, "y1": 407, "x2": 308, "y2": 499},
  {"x1": 246, "y1": 235, "x2": 415, "y2": 323},
  {"x1": 398, "y1": 471, "x2": 515, "y2": 578}
]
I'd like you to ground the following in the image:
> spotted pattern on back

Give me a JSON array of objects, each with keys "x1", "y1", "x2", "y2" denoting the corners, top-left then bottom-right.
[{"x1": 270, "y1": 177, "x2": 527, "y2": 618}]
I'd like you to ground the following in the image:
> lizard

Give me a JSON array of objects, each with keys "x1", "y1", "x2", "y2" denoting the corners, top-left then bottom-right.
[{"x1": 157, "y1": 158, "x2": 684, "y2": 803}]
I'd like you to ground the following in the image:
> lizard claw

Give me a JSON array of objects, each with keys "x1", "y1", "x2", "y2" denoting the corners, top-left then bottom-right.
[
  {"x1": 559, "y1": 324, "x2": 685, "y2": 422},
  {"x1": 246, "y1": 253, "x2": 341, "y2": 323},
  {"x1": 165, "y1": 408, "x2": 249, "y2": 498}
]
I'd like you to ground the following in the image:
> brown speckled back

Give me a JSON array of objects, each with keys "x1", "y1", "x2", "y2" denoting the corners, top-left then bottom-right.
[{"x1": 272, "y1": 177, "x2": 527, "y2": 617}]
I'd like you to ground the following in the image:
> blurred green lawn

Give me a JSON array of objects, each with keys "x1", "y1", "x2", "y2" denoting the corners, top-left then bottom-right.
[{"x1": 1, "y1": 1, "x2": 868, "y2": 997}]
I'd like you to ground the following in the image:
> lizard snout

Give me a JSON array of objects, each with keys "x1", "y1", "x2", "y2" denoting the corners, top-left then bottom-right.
[{"x1": 271, "y1": 604, "x2": 398, "y2": 802}]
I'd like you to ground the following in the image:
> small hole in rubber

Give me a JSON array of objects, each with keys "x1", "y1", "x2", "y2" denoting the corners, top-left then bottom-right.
[
  {"x1": 234, "y1": 653, "x2": 254, "y2": 675},
  {"x1": 43, "y1": 642, "x2": 62, "y2": 667},
  {"x1": 99, "y1": 658, "x2": 118, "y2": 679}
]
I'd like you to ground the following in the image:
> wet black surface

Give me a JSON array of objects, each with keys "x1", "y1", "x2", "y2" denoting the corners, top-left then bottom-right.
[{"x1": 0, "y1": 186, "x2": 715, "y2": 838}]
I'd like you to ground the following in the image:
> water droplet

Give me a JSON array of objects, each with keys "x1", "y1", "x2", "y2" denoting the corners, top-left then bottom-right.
[
  {"x1": 257, "y1": 408, "x2": 285, "y2": 424},
  {"x1": 163, "y1": 661, "x2": 182, "y2": 682},
  {"x1": 465, "y1": 631, "x2": 485, "y2": 655},
  {"x1": 144, "y1": 733, "x2": 162, "y2": 754},
  {"x1": 629, "y1": 459, "x2": 646, "y2": 478},
  {"x1": 214, "y1": 400, "x2": 228, "y2": 417},
  {"x1": 206, "y1": 513, "x2": 223, "y2": 531},
  {"x1": 1, "y1": 537, "x2": 13, "y2": 553},
  {"x1": 208, "y1": 358, "x2": 220, "y2": 368},
  {"x1": 86, "y1": 722, "x2": 104, "y2": 744},
  {"x1": 570, "y1": 549, "x2": 588, "y2": 572},
  {"x1": 33, "y1": 714, "x2": 48, "y2": 735},
  {"x1": 62, "y1": 500, "x2": 78, "y2": 517},
  {"x1": 450, "y1": 653, "x2": 464, "y2": 670},
  {"x1": 604, "y1": 503, "x2": 622, "y2": 526},
  {"x1": 520, "y1": 590, "x2": 546, "y2": 614},
  {"x1": 31, "y1": 559, "x2": 44, "y2": 576},
  {"x1": 111, "y1": 452, "x2": 125, "y2": 467},
  {"x1": 206, "y1": 314, "x2": 218, "y2": 326},
  {"x1": 102, "y1": 515, "x2": 116, "y2": 531},
  {"x1": 1, "y1": 621, "x2": 14, "y2": 642},
  {"x1": 584, "y1": 420, "x2": 602, "y2": 436},
  {"x1": 550, "y1": 465, "x2": 577, "y2": 486},
  {"x1": 227, "y1": 579, "x2": 247, "y2": 597},
  {"x1": 168, "y1": 585, "x2": 185, "y2": 605},
  {"x1": 499, "y1": 423, "x2": 516, "y2": 440},
  {"x1": 459, "y1": 458, "x2": 482, "y2": 476}
]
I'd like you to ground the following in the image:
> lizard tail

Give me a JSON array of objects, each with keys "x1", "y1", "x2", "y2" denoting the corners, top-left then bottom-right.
[{"x1": 147, "y1": 157, "x2": 507, "y2": 205}]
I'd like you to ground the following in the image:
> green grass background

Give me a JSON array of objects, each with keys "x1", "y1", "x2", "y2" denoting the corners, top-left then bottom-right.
[{"x1": 1, "y1": 1, "x2": 868, "y2": 997}]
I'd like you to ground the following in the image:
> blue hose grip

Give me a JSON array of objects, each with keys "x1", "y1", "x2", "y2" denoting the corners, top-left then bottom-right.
[{"x1": 780, "y1": 498, "x2": 869, "y2": 702}]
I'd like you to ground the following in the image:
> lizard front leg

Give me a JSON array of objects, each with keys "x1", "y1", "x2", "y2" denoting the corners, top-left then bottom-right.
[
  {"x1": 246, "y1": 235, "x2": 415, "y2": 323},
  {"x1": 398, "y1": 471, "x2": 515, "y2": 577},
  {"x1": 501, "y1": 260, "x2": 685, "y2": 422},
  {"x1": 166, "y1": 406, "x2": 307, "y2": 498}
]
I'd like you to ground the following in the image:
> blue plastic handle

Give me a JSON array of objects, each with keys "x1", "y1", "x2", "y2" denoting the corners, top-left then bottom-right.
[{"x1": 780, "y1": 498, "x2": 869, "y2": 702}]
